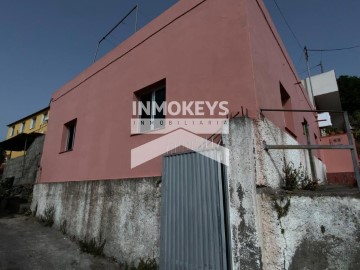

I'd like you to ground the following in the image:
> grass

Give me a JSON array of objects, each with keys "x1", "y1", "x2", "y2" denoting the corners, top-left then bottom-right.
[
  {"x1": 39, "y1": 206, "x2": 55, "y2": 227},
  {"x1": 78, "y1": 234, "x2": 106, "y2": 257}
]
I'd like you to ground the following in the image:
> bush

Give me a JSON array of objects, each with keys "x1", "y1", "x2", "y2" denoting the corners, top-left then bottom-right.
[{"x1": 282, "y1": 162, "x2": 318, "y2": 191}]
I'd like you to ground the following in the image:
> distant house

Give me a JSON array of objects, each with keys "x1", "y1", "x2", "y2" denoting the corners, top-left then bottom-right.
[
  {"x1": 303, "y1": 70, "x2": 359, "y2": 185},
  {"x1": 0, "y1": 107, "x2": 49, "y2": 186},
  {"x1": 28, "y1": 0, "x2": 359, "y2": 268},
  {"x1": 4, "y1": 107, "x2": 49, "y2": 159}
]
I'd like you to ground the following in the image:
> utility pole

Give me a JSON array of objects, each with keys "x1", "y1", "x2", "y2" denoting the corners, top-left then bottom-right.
[
  {"x1": 135, "y1": 4, "x2": 139, "y2": 33},
  {"x1": 320, "y1": 61, "x2": 324, "y2": 73},
  {"x1": 304, "y1": 46, "x2": 316, "y2": 108},
  {"x1": 304, "y1": 47, "x2": 317, "y2": 180}
]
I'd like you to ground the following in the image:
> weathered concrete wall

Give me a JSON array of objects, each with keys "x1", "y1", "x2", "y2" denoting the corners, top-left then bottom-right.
[
  {"x1": 258, "y1": 189, "x2": 360, "y2": 270},
  {"x1": 31, "y1": 177, "x2": 161, "y2": 266},
  {"x1": 224, "y1": 117, "x2": 263, "y2": 270},
  {"x1": 223, "y1": 117, "x2": 327, "y2": 269},
  {"x1": 1, "y1": 136, "x2": 45, "y2": 186},
  {"x1": 255, "y1": 117, "x2": 326, "y2": 187},
  {"x1": 224, "y1": 117, "x2": 358, "y2": 270},
  {"x1": 31, "y1": 117, "x2": 358, "y2": 269}
]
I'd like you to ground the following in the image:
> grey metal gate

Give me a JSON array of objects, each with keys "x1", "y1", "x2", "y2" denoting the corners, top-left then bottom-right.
[{"x1": 160, "y1": 151, "x2": 228, "y2": 270}]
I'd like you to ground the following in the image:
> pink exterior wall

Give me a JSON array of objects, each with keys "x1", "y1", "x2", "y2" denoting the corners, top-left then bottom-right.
[
  {"x1": 320, "y1": 134, "x2": 355, "y2": 173},
  {"x1": 39, "y1": 0, "x2": 320, "y2": 183},
  {"x1": 245, "y1": 0, "x2": 320, "y2": 148}
]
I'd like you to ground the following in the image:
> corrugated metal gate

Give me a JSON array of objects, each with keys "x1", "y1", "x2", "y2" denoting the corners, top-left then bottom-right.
[{"x1": 160, "y1": 151, "x2": 229, "y2": 270}]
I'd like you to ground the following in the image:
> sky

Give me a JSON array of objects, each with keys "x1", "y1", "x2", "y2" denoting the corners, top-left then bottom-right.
[{"x1": 0, "y1": 0, "x2": 359, "y2": 138}]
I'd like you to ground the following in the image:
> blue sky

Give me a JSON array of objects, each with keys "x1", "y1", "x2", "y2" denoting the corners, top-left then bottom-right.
[{"x1": 0, "y1": 0, "x2": 359, "y2": 138}]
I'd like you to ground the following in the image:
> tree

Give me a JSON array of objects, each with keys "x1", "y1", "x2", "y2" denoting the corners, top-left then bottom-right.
[{"x1": 337, "y1": 75, "x2": 360, "y2": 154}]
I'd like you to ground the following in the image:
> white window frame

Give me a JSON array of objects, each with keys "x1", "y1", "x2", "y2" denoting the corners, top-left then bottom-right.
[
  {"x1": 19, "y1": 122, "x2": 25, "y2": 133},
  {"x1": 138, "y1": 86, "x2": 166, "y2": 132},
  {"x1": 41, "y1": 113, "x2": 48, "y2": 124},
  {"x1": 9, "y1": 127, "x2": 14, "y2": 137},
  {"x1": 30, "y1": 117, "x2": 36, "y2": 129}
]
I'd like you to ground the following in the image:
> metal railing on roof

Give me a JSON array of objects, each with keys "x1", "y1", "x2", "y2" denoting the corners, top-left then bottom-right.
[{"x1": 261, "y1": 108, "x2": 360, "y2": 190}]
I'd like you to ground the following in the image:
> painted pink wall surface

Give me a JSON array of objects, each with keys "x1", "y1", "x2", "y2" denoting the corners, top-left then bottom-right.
[
  {"x1": 39, "y1": 0, "x2": 320, "y2": 183},
  {"x1": 246, "y1": 0, "x2": 320, "y2": 148},
  {"x1": 320, "y1": 134, "x2": 357, "y2": 173}
]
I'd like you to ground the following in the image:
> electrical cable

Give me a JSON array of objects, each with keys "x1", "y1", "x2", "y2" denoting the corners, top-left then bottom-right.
[
  {"x1": 272, "y1": 0, "x2": 303, "y2": 50},
  {"x1": 308, "y1": 44, "x2": 360, "y2": 52}
]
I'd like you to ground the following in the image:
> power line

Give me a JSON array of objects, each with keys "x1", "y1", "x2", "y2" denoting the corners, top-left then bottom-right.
[
  {"x1": 272, "y1": 0, "x2": 303, "y2": 50},
  {"x1": 299, "y1": 63, "x2": 321, "y2": 75},
  {"x1": 308, "y1": 44, "x2": 360, "y2": 52}
]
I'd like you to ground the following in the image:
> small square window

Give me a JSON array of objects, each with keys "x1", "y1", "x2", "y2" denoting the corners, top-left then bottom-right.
[
  {"x1": 63, "y1": 119, "x2": 77, "y2": 152},
  {"x1": 136, "y1": 82, "x2": 166, "y2": 133}
]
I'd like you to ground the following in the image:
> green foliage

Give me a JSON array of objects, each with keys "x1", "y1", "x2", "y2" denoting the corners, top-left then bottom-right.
[
  {"x1": 337, "y1": 75, "x2": 360, "y2": 115},
  {"x1": 301, "y1": 174, "x2": 318, "y2": 191},
  {"x1": 282, "y1": 162, "x2": 318, "y2": 191},
  {"x1": 24, "y1": 208, "x2": 32, "y2": 216},
  {"x1": 135, "y1": 258, "x2": 158, "y2": 270},
  {"x1": 0, "y1": 178, "x2": 14, "y2": 198},
  {"x1": 78, "y1": 234, "x2": 106, "y2": 257},
  {"x1": 282, "y1": 162, "x2": 300, "y2": 190},
  {"x1": 39, "y1": 206, "x2": 55, "y2": 227},
  {"x1": 337, "y1": 75, "x2": 360, "y2": 154},
  {"x1": 123, "y1": 258, "x2": 158, "y2": 270},
  {"x1": 274, "y1": 198, "x2": 290, "y2": 219}
]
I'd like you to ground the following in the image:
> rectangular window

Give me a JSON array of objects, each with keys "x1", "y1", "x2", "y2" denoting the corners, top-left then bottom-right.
[
  {"x1": 9, "y1": 127, "x2": 14, "y2": 137},
  {"x1": 137, "y1": 82, "x2": 166, "y2": 132},
  {"x1": 30, "y1": 117, "x2": 36, "y2": 129},
  {"x1": 280, "y1": 83, "x2": 296, "y2": 137},
  {"x1": 41, "y1": 113, "x2": 49, "y2": 124},
  {"x1": 19, "y1": 122, "x2": 25, "y2": 133},
  {"x1": 64, "y1": 120, "x2": 77, "y2": 151}
]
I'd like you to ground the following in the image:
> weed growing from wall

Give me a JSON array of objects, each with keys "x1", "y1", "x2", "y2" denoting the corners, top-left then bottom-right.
[
  {"x1": 79, "y1": 234, "x2": 106, "y2": 257},
  {"x1": 123, "y1": 258, "x2": 158, "y2": 270},
  {"x1": 60, "y1": 219, "x2": 67, "y2": 235},
  {"x1": 282, "y1": 162, "x2": 318, "y2": 191},
  {"x1": 39, "y1": 205, "x2": 55, "y2": 227},
  {"x1": 273, "y1": 197, "x2": 291, "y2": 219}
]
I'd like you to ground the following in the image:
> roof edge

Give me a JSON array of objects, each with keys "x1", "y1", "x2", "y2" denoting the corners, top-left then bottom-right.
[{"x1": 7, "y1": 106, "x2": 50, "y2": 127}]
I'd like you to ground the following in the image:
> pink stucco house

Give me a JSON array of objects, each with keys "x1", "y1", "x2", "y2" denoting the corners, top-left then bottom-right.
[
  {"x1": 31, "y1": 0, "x2": 360, "y2": 268},
  {"x1": 39, "y1": 0, "x2": 319, "y2": 183}
]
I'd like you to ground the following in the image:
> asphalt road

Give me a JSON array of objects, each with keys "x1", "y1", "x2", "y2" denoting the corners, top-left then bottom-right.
[{"x1": 0, "y1": 215, "x2": 120, "y2": 270}]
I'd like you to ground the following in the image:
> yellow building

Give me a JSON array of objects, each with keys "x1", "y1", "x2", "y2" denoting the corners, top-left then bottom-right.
[{"x1": 5, "y1": 107, "x2": 49, "y2": 159}]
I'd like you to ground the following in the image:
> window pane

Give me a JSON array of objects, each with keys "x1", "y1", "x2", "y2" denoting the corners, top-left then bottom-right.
[
  {"x1": 154, "y1": 88, "x2": 166, "y2": 129},
  {"x1": 66, "y1": 122, "x2": 76, "y2": 151},
  {"x1": 139, "y1": 92, "x2": 152, "y2": 119}
]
